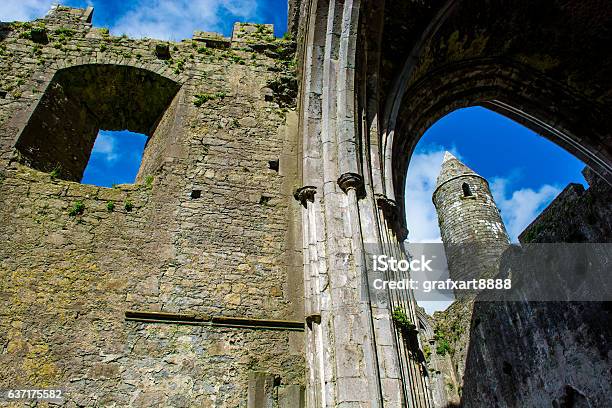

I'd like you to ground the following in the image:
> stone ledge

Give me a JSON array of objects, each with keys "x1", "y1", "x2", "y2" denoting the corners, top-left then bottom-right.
[{"x1": 125, "y1": 310, "x2": 305, "y2": 331}]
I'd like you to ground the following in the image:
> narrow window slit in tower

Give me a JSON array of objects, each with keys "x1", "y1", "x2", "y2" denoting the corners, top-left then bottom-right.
[
  {"x1": 191, "y1": 190, "x2": 201, "y2": 199},
  {"x1": 462, "y1": 182, "x2": 473, "y2": 197}
]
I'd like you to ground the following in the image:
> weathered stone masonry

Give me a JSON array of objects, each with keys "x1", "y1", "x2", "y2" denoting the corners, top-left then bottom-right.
[
  {"x1": 432, "y1": 152, "x2": 509, "y2": 284},
  {"x1": 430, "y1": 158, "x2": 611, "y2": 408},
  {"x1": 288, "y1": 0, "x2": 612, "y2": 405},
  {"x1": 0, "y1": 5, "x2": 304, "y2": 407},
  {"x1": 2, "y1": 1, "x2": 612, "y2": 407}
]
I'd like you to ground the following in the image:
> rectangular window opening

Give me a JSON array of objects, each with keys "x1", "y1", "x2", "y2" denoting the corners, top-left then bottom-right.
[{"x1": 81, "y1": 130, "x2": 148, "y2": 187}]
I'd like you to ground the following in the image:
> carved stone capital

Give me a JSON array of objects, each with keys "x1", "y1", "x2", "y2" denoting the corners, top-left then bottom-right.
[
  {"x1": 337, "y1": 172, "x2": 365, "y2": 197},
  {"x1": 375, "y1": 194, "x2": 398, "y2": 222},
  {"x1": 375, "y1": 194, "x2": 409, "y2": 241},
  {"x1": 293, "y1": 185, "x2": 317, "y2": 207}
]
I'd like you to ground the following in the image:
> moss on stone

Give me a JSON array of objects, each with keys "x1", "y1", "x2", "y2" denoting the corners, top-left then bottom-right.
[
  {"x1": 193, "y1": 92, "x2": 226, "y2": 107},
  {"x1": 124, "y1": 199, "x2": 133, "y2": 212},
  {"x1": 144, "y1": 175, "x2": 154, "y2": 188},
  {"x1": 445, "y1": 30, "x2": 489, "y2": 61},
  {"x1": 49, "y1": 166, "x2": 60, "y2": 180},
  {"x1": 68, "y1": 200, "x2": 85, "y2": 216},
  {"x1": 516, "y1": 53, "x2": 560, "y2": 72},
  {"x1": 423, "y1": 343, "x2": 432, "y2": 361},
  {"x1": 22, "y1": 343, "x2": 60, "y2": 387},
  {"x1": 54, "y1": 27, "x2": 75, "y2": 37}
]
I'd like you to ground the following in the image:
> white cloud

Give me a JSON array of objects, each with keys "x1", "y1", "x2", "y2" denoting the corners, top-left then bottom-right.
[
  {"x1": 0, "y1": 0, "x2": 260, "y2": 41},
  {"x1": 490, "y1": 177, "x2": 560, "y2": 242},
  {"x1": 110, "y1": 0, "x2": 259, "y2": 40},
  {"x1": 403, "y1": 146, "x2": 460, "y2": 314},
  {"x1": 404, "y1": 146, "x2": 462, "y2": 243},
  {"x1": 0, "y1": 0, "x2": 54, "y2": 22},
  {"x1": 91, "y1": 132, "x2": 120, "y2": 162}
]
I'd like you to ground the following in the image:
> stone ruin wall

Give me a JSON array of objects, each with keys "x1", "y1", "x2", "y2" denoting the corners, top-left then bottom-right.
[
  {"x1": 519, "y1": 166, "x2": 612, "y2": 244},
  {"x1": 0, "y1": 6, "x2": 305, "y2": 407},
  {"x1": 429, "y1": 167, "x2": 612, "y2": 407}
]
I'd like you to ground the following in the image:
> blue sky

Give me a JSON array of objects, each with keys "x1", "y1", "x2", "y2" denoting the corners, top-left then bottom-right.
[
  {"x1": 0, "y1": 0, "x2": 288, "y2": 38},
  {"x1": 81, "y1": 130, "x2": 148, "y2": 186},
  {"x1": 405, "y1": 106, "x2": 586, "y2": 244}
]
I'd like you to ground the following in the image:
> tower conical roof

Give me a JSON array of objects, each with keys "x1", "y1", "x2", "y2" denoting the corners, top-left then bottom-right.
[{"x1": 435, "y1": 151, "x2": 479, "y2": 188}]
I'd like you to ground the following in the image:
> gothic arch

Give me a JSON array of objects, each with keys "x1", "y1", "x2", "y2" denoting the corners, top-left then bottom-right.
[
  {"x1": 293, "y1": 0, "x2": 612, "y2": 405},
  {"x1": 357, "y1": 0, "x2": 612, "y2": 209},
  {"x1": 385, "y1": 58, "x2": 612, "y2": 232}
]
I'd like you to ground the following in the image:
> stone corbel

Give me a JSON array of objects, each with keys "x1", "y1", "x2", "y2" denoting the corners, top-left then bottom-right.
[
  {"x1": 375, "y1": 194, "x2": 399, "y2": 223},
  {"x1": 293, "y1": 186, "x2": 317, "y2": 208},
  {"x1": 305, "y1": 313, "x2": 321, "y2": 329},
  {"x1": 337, "y1": 172, "x2": 365, "y2": 198},
  {"x1": 375, "y1": 194, "x2": 409, "y2": 242}
]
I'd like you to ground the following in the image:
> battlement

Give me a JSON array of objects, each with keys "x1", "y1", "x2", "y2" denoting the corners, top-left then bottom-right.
[
  {"x1": 46, "y1": 4, "x2": 94, "y2": 26},
  {"x1": 232, "y1": 22, "x2": 275, "y2": 45},
  {"x1": 36, "y1": 5, "x2": 279, "y2": 49}
]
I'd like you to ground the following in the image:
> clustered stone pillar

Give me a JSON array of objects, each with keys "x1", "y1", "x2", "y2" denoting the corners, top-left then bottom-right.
[
  {"x1": 294, "y1": 4, "x2": 429, "y2": 407},
  {"x1": 294, "y1": 0, "x2": 433, "y2": 405}
]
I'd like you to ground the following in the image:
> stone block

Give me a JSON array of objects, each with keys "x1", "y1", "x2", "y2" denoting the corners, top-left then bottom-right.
[
  {"x1": 247, "y1": 371, "x2": 276, "y2": 408},
  {"x1": 278, "y1": 384, "x2": 305, "y2": 408},
  {"x1": 193, "y1": 31, "x2": 231, "y2": 49}
]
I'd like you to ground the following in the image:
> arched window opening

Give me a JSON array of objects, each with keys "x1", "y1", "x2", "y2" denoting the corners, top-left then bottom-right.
[
  {"x1": 14, "y1": 64, "x2": 180, "y2": 185},
  {"x1": 404, "y1": 106, "x2": 589, "y2": 315}
]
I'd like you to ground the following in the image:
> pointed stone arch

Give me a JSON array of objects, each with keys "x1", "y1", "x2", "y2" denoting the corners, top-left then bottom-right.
[
  {"x1": 295, "y1": 0, "x2": 612, "y2": 406},
  {"x1": 386, "y1": 59, "x2": 612, "y2": 237}
]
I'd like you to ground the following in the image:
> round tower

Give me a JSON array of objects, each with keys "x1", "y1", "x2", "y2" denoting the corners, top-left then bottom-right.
[{"x1": 432, "y1": 152, "x2": 509, "y2": 283}]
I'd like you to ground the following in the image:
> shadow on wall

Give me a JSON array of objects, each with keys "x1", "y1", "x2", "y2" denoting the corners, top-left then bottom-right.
[
  {"x1": 458, "y1": 242, "x2": 612, "y2": 408},
  {"x1": 0, "y1": 23, "x2": 11, "y2": 42},
  {"x1": 445, "y1": 171, "x2": 612, "y2": 407},
  {"x1": 461, "y1": 300, "x2": 611, "y2": 407}
]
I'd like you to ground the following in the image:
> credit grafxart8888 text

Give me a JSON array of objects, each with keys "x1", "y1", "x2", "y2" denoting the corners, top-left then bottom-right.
[{"x1": 372, "y1": 278, "x2": 512, "y2": 292}]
